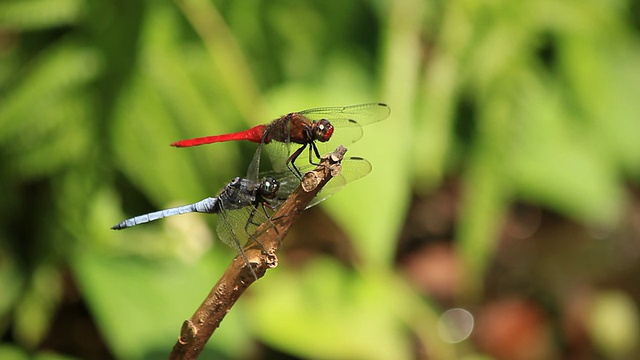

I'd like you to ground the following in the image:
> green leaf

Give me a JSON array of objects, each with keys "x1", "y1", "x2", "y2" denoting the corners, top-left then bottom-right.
[{"x1": 0, "y1": 0, "x2": 85, "y2": 30}]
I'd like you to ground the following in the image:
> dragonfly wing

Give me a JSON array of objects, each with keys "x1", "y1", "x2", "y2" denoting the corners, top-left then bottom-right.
[
  {"x1": 218, "y1": 202, "x2": 275, "y2": 248},
  {"x1": 306, "y1": 174, "x2": 346, "y2": 208},
  {"x1": 265, "y1": 156, "x2": 372, "y2": 208},
  {"x1": 335, "y1": 156, "x2": 373, "y2": 184},
  {"x1": 300, "y1": 103, "x2": 389, "y2": 150},
  {"x1": 314, "y1": 122, "x2": 364, "y2": 155},
  {"x1": 264, "y1": 141, "x2": 291, "y2": 174},
  {"x1": 246, "y1": 123, "x2": 294, "y2": 178},
  {"x1": 299, "y1": 103, "x2": 390, "y2": 126},
  {"x1": 215, "y1": 182, "x2": 256, "y2": 251},
  {"x1": 215, "y1": 203, "x2": 269, "y2": 279},
  {"x1": 306, "y1": 156, "x2": 372, "y2": 208},
  {"x1": 247, "y1": 141, "x2": 264, "y2": 182},
  {"x1": 216, "y1": 203, "x2": 247, "y2": 256}
]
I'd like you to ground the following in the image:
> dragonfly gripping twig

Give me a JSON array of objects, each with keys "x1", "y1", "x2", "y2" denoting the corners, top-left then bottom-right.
[{"x1": 168, "y1": 145, "x2": 349, "y2": 360}]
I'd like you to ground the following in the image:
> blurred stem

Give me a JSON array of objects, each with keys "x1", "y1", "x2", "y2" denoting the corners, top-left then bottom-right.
[
  {"x1": 175, "y1": 0, "x2": 266, "y2": 121},
  {"x1": 414, "y1": 0, "x2": 471, "y2": 188},
  {"x1": 457, "y1": 153, "x2": 508, "y2": 301},
  {"x1": 457, "y1": 87, "x2": 515, "y2": 301},
  {"x1": 368, "y1": 0, "x2": 423, "y2": 264}
]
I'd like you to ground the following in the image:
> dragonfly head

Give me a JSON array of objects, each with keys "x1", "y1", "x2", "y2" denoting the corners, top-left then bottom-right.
[
  {"x1": 313, "y1": 119, "x2": 334, "y2": 142},
  {"x1": 259, "y1": 176, "x2": 280, "y2": 199}
]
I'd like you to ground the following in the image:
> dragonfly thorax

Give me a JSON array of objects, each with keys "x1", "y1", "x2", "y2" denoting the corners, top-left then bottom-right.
[{"x1": 216, "y1": 177, "x2": 263, "y2": 211}]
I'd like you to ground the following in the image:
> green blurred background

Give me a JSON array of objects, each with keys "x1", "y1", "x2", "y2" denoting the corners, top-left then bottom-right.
[{"x1": 2, "y1": 0, "x2": 640, "y2": 359}]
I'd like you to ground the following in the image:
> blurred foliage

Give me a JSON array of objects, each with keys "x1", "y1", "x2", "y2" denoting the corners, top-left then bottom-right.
[{"x1": 1, "y1": 0, "x2": 640, "y2": 359}]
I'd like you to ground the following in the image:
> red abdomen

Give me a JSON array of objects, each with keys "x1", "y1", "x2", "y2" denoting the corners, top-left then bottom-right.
[{"x1": 171, "y1": 125, "x2": 267, "y2": 147}]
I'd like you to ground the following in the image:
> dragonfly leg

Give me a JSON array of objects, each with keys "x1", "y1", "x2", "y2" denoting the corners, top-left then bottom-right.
[
  {"x1": 271, "y1": 210, "x2": 302, "y2": 222},
  {"x1": 245, "y1": 206, "x2": 268, "y2": 254},
  {"x1": 269, "y1": 196, "x2": 303, "y2": 224},
  {"x1": 261, "y1": 202, "x2": 281, "y2": 239},
  {"x1": 286, "y1": 144, "x2": 307, "y2": 179},
  {"x1": 256, "y1": 202, "x2": 282, "y2": 248},
  {"x1": 308, "y1": 142, "x2": 322, "y2": 166}
]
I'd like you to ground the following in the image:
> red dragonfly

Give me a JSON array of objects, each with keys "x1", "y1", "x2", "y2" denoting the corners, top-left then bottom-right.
[{"x1": 171, "y1": 103, "x2": 390, "y2": 176}]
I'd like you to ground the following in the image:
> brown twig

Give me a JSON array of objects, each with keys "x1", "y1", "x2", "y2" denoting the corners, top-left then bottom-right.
[{"x1": 168, "y1": 145, "x2": 348, "y2": 360}]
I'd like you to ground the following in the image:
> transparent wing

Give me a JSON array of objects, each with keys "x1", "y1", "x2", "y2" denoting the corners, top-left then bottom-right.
[
  {"x1": 216, "y1": 205, "x2": 271, "y2": 251},
  {"x1": 216, "y1": 200, "x2": 246, "y2": 260},
  {"x1": 306, "y1": 156, "x2": 372, "y2": 208},
  {"x1": 246, "y1": 141, "x2": 263, "y2": 182},
  {"x1": 215, "y1": 199, "x2": 273, "y2": 281},
  {"x1": 298, "y1": 103, "x2": 391, "y2": 126},
  {"x1": 263, "y1": 156, "x2": 372, "y2": 209},
  {"x1": 263, "y1": 141, "x2": 292, "y2": 174},
  {"x1": 246, "y1": 123, "x2": 293, "y2": 179},
  {"x1": 300, "y1": 103, "x2": 390, "y2": 157}
]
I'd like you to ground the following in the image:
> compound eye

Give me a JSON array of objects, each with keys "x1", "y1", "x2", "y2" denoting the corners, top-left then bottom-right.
[
  {"x1": 313, "y1": 119, "x2": 334, "y2": 142},
  {"x1": 260, "y1": 176, "x2": 280, "y2": 199}
]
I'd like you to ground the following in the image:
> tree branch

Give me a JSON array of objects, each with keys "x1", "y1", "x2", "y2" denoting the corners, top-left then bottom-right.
[{"x1": 168, "y1": 145, "x2": 348, "y2": 360}]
